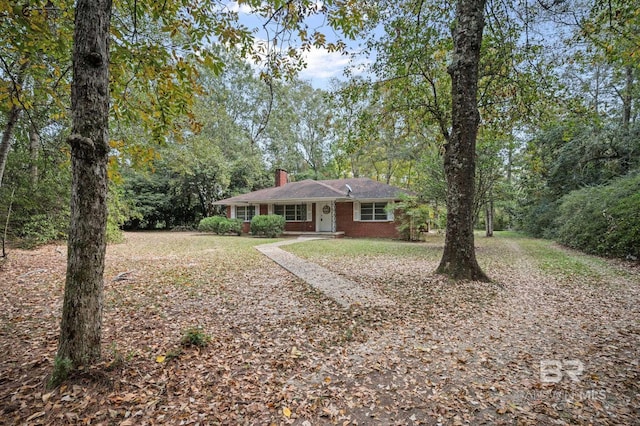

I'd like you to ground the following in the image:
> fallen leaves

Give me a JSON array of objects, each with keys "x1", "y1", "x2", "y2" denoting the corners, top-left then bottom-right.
[
  {"x1": 0, "y1": 232, "x2": 638, "y2": 425},
  {"x1": 282, "y1": 406, "x2": 292, "y2": 417}
]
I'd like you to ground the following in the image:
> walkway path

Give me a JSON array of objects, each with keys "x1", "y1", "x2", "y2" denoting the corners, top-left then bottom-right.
[{"x1": 255, "y1": 238, "x2": 395, "y2": 309}]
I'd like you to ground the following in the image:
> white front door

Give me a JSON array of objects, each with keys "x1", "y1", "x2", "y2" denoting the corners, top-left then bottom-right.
[{"x1": 317, "y1": 202, "x2": 333, "y2": 232}]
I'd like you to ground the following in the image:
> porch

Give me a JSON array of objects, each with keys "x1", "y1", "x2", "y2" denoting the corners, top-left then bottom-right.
[{"x1": 281, "y1": 231, "x2": 345, "y2": 238}]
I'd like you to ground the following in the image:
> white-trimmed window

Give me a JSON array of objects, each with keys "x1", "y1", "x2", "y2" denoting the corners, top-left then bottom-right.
[
  {"x1": 274, "y1": 204, "x2": 311, "y2": 222},
  {"x1": 354, "y1": 201, "x2": 393, "y2": 221},
  {"x1": 234, "y1": 205, "x2": 257, "y2": 222}
]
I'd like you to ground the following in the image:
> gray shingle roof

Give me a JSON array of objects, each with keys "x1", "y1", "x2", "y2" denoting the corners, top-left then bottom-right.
[{"x1": 214, "y1": 178, "x2": 410, "y2": 205}]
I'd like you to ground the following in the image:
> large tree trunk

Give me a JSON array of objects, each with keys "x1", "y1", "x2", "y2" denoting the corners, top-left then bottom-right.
[
  {"x1": 436, "y1": 0, "x2": 489, "y2": 281},
  {"x1": 56, "y1": 0, "x2": 112, "y2": 368},
  {"x1": 0, "y1": 105, "x2": 21, "y2": 189}
]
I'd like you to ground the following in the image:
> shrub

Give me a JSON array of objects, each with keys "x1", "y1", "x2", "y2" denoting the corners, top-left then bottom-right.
[
  {"x1": 217, "y1": 218, "x2": 243, "y2": 235},
  {"x1": 198, "y1": 216, "x2": 242, "y2": 235},
  {"x1": 555, "y1": 172, "x2": 640, "y2": 259},
  {"x1": 107, "y1": 183, "x2": 135, "y2": 244},
  {"x1": 517, "y1": 198, "x2": 560, "y2": 238},
  {"x1": 20, "y1": 214, "x2": 68, "y2": 248},
  {"x1": 250, "y1": 214, "x2": 285, "y2": 237},
  {"x1": 198, "y1": 216, "x2": 225, "y2": 233},
  {"x1": 392, "y1": 195, "x2": 432, "y2": 241}
]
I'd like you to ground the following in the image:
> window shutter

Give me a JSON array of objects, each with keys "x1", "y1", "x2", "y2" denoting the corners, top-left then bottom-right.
[
  {"x1": 254, "y1": 204, "x2": 260, "y2": 217},
  {"x1": 230, "y1": 205, "x2": 236, "y2": 219},
  {"x1": 268, "y1": 204, "x2": 273, "y2": 215},
  {"x1": 306, "y1": 203, "x2": 312, "y2": 221},
  {"x1": 353, "y1": 201, "x2": 360, "y2": 221}
]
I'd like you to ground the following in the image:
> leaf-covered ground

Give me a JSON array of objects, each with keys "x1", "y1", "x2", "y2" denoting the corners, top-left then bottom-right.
[{"x1": 0, "y1": 232, "x2": 638, "y2": 425}]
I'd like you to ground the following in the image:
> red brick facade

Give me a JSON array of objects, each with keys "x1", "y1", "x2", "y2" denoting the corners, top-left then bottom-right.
[
  {"x1": 229, "y1": 202, "x2": 400, "y2": 238},
  {"x1": 275, "y1": 169, "x2": 289, "y2": 187},
  {"x1": 335, "y1": 202, "x2": 399, "y2": 238}
]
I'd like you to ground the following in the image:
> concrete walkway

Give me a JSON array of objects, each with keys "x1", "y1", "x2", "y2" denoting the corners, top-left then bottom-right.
[{"x1": 255, "y1": 238, "x2": 395, "y2": 309}]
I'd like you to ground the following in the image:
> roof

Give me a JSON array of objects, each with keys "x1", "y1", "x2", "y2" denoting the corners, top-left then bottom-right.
[{"x1": 213, "y1": 178, "x2": 410, "y2": 205}]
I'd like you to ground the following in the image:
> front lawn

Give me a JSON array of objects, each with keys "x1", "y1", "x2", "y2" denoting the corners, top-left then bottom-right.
[{"x1": 0, "y1": 231, "x2": 638, "y2": 425}]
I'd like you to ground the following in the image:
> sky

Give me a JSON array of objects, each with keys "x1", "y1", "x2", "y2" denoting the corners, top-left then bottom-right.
[{"x1": 227, "y1": 1, "x2": 374, "y2": 90}]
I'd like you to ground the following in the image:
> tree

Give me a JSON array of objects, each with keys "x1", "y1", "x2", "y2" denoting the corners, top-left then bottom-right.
[
  {"x1": 55, "y1": 0, "x2": 112, "y2": 372},
  {"x1": 0, "y1": 62, "x2": 26, "y2": 189},
  {"x1": 0, "y1": 1, "x2": 74, "y2": 188},
  {"x1": 435, "y1": 0, "x2": 489, "y2": 281},
  {"x1": 46, "y1": 0, "x2": 376, "y2": 380}
]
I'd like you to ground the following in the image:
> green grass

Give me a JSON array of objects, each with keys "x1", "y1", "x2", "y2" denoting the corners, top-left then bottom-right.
[
  {"x1": 516, "y1": 236, "x2": 605, "y2": 280},
  {"x1": 491, "y1": 230, "x2": 526, "y2": 239},
  {"x1": 284, "y1": 236, "x2": 444, "y2": 261}
]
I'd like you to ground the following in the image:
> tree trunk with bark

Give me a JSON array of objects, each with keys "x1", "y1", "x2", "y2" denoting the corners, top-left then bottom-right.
[
  {"x1": 0, "y1": 105, "x2": 21, "y2": 189},
  {"x1": 29, "y1": 123, "x2": 40, "y2": 187},
  {"x1": 56, "y1": 0, "x2": 112, "y2": 369},
  {"x1": 485, "y1": 197, "x2": 493, "y2": 237},
  {"x1": 436, "y1": 0, "x2": 489, "y2": 281},
  {"x1": 0, "y1": 62, "x2": 28, "y2": 189}
]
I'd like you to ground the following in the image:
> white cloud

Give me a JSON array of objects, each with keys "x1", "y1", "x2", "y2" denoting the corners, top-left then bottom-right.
[
  {"x1": 226, "y1": 1, "x2": 253, "y2": 14},
  {"x1": 298, "y1": 47, "x2": 369, "y2": 86}
]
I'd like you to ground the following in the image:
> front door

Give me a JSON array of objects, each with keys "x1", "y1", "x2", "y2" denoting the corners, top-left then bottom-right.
[{"x1": 317, "y1": 202, "x2": 333, "y2": 232}]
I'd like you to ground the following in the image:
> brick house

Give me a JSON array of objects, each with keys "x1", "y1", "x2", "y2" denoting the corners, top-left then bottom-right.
[{"x1": 213, "y1": 169, "x2": 411, "y2": 238}]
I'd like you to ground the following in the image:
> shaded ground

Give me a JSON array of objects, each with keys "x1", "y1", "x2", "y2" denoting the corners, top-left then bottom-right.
[{"x1": 0, "y1": 232, "x2": 638, "y2": 425}]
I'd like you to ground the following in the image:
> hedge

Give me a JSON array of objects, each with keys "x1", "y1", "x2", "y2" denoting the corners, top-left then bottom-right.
[
  {"x1": 250, "y1": 214, "x2": 285, "y2": 237},
  {"x1": 554, "y1": 172, "x2": 640, "y2": 259},
  {"x1": 198, "y1": 216, "x2": 243, "y2": 235}
]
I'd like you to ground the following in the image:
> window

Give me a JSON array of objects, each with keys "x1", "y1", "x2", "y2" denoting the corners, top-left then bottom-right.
[
  {"x1": 274, "y1": 204, "x2": 307, "y2": 221},
  {"x1": 235, "y1": 205, "x2": 256, "y2": 222},
  {"x1": 359, "y1": 202, "x2": 389, "y2": 221}
]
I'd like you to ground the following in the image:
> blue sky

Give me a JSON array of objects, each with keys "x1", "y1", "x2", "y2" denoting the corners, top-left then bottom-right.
[{"x1": 227, "y1": 1, "x2": 373, "y2": 89}]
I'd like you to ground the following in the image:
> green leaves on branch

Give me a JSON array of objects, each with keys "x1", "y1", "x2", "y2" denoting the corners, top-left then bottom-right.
[{"x1": 555, "y1": 172, "x2": 640, "y2": 259}]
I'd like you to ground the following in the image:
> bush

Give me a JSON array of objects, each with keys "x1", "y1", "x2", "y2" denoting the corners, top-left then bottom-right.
[
  {"x1": 20, "y1": 214, "x2": 68, "y2": 248},
  {"x1": 554, "y1": 172, "x2": 640, "y2": 259},
  {"x1": 517, "y1": 198, "x2": 560, "y2": 238},
  {"x1": 217, "y1": 218, "x2": 243, "y2": 235},
  {"x1": 198, "y1": 216, "x2": 242, "y2": 235},
  {"x1": 392, "y1": 195, "x2": 431, "y2": 241},
  {"x1": 198, "y1": 216, "x2": 225, "y2": 233},
  {"x1": 107, "y1": 183, "x2": 133, "y2": 244},
  {"x1": 250, "y1": 214, "x2": 285, "y2": 237}
]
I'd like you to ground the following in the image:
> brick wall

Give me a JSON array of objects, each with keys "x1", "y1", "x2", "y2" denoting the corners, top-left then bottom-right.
[
  {"x1": 335, "y1": 202, "x2": 399, "y2": 238},
  {"x1": 228, "y1": 201, "x2": 400, "y2": 237},
  {"x1": 275, "y1": 169, "x2": 288, "y2": 187},
  {"x1": 283, "y1": 203, "x2": 316, "y2": 232}
]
